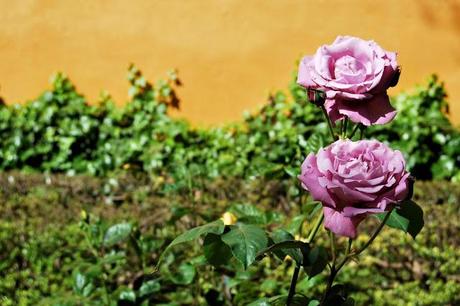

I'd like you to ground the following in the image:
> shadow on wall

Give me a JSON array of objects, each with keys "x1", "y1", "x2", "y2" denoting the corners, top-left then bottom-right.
[
  {"x1": 417, "y1": 0, "x2": 460, "y2": 31},
  {"x1": 417, "y1": 0, "x2": 460, "y2": 61}
]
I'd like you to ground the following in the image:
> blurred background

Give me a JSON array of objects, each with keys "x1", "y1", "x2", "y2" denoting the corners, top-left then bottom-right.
[
  {"x1": 1, "y1": 0, "x2": 459, "y2": 125},
  {"x1": 1, "y1": 1, "x2": 460, "y2": 306}
]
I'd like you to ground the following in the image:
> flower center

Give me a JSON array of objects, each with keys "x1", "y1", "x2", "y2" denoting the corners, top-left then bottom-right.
[{"x1": 334, "y1": 55, "x2": 366, "y2": 83}]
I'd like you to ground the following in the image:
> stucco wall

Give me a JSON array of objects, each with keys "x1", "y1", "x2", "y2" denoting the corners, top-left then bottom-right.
[{"x1": 1, "y1": 0, "x2": 459, "y2": 126}]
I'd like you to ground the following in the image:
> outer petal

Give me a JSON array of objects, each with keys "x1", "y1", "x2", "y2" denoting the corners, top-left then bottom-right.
[
  {"x1": 342, "y1": 205, "x2": 386, "y2": 217},
  {"x1": 298, "y1": 154, "x2": 336, "y2": 207},
  {"x1": 380, "y1": 172, "x2": 412, "y2": 203},
  {"x1": 335, "y1": 93, "x2": 397, "y2": 126},
  {"x1": 297, "y1": 56, "x2": 317, "y2": 88},
  {"x1": 323, "y1": 207, "x2": 366, "y2": 238},
  {"x1": 369, "y1": 60, "x2": 400, "y2": 93}
]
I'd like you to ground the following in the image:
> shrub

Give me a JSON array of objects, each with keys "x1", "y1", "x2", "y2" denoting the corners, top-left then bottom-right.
[{"x1": 0, "y1": 66, "x2": 459, "y2": 181}]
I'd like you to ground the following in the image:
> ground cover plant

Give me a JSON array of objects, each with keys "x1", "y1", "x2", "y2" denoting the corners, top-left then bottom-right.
[{"x1": 0, "y1": 173, "x2": 459, "y2": 305}]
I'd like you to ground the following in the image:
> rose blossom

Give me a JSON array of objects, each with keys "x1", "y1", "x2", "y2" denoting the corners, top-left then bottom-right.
[
  {"x1": 298, "y1": 139, "x2": 411, "y2": 238},
  {"x1": 297, "y1": 36, "x2": 400, "y2": 126}
]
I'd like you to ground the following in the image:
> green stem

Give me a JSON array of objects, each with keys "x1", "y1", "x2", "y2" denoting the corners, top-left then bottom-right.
[
  {"x1": 321, "y1": 211, "x2": 392, "y2": 305},
  {"x1": 306, "y1": 212, "x2": 324, "y2": 243},
  {"x1": 320, "y1": 105, "x2": 337, "y2": 141},
  {"x1": 286, "y1": 265, "x2": 300, "y2": 306},
  {"x1": 329, "y1": 231, "x2": 336, "y2": 266},
  {"x1": 320, "y1": 267, "x2": 336, "y2": 305},
  {"x1": 336, "y1": 209, "x2": 393, "y2": 275},
  {"x1": 359, "y1": 125, "x2": 366, "y2": 140},
  {"x1": 342, "y1": 118, "x2": 348, "y2": 138},
  {"x1": 349, "y1": 123, "x2": 361, "y2": 139},
  {"x1": 354, "y1": 209, "x2": 393, "y2": 256},
  {"x1": 346, "y1": 238, "x2": 353, "y2": 255},
  {"x1": 286, "y1": 212, "x2": 323, "y2": 304}
]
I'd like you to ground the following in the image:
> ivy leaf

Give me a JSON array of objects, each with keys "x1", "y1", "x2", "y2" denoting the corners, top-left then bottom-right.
[
  {"x1": 376, "y1": 200, "x2": 424, "y2": 239},
  {"x1": 284, "y1": 166, "x2": 299, "y2": 178},
  {"x1": 247, "y1": 298, "x2": 271, "y2": 306},
  {"x1": 138, "y1": 280, "x2": 160, "y2": 297},
  {"x1": 168, "y1": 262, "x2": 196, "y2": 285},
  {"x1": 158, "y1": 220, "x2": 225, "y2": 265},
  {"x1": 103, "y1": 223, "x2": 132, "y2": 247},
  {"x1": 270, "y1": 295, "x2": 310, "y2": 306},
  {"x1": 203, "y1": 233, "x2": 233, "y2": 267},
  {"x1": 229, "y1": 203, "x2": 267, "y2": 225},
  {"x1": 119, "y1": 289, "x2": 136, "y2": 302},
  {"x1": 248, "y1": 295, "x2": 311, "y2": 306},
  {"x1": 305, "y1": 134, "x2": 325, "y2": 153},
  {"x1": 221, "y1": 224, "x2": 268, "y2": 269}
]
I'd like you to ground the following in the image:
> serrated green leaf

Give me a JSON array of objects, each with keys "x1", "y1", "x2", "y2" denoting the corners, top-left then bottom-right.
[
  {"x1": 221, "y1": 224, "x2": 268, "y2": 269},
  {"x1": 158, "y1": 220, "x2": 225, "y2": 265},
  {"x1": 376, "y1": 200, "x2": 424, "y2": 239},
  {"x1": 203, "y1": 233, "x2": 233, "y2": 267}
]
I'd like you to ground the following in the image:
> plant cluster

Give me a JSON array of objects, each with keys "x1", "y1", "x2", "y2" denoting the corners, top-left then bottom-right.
[{"x1": 0, "y1": 65, "x2": 459, "y2": 181}]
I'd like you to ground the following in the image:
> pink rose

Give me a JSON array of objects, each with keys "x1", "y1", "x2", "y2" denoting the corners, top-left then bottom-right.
[
  {"x1": 297, "y1": 36, "x2": 400, "y2": 126},
  {"x1": 298, "y1": 139, "x2": 410, "y2": 238}
]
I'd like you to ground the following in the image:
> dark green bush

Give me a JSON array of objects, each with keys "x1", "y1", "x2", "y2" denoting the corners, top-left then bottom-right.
[{"x1": 0, "y1": 66, "x2": 459, "y2": 180}]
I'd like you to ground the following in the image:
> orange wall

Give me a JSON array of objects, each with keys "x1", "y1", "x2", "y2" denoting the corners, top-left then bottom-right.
[{"x1": 1, "y1": 0, "x2": 459, "y2": 126}]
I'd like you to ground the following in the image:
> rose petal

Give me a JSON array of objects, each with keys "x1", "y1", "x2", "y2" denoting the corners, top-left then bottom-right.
[
  {"x1": 299, "y1": 154, "x2": 336, "y2": 207},
  {"x1": 335, "y1": 93, "x2": 397, "y2": 126},
  {"x1": 297, "y1": 56, "x2": 316, "y2": 88},
  {"x1": 342, "y1": 205, "x2": 386, "y2": 217},
  {"x1": 323, "y1": 207, "x2": 366, "y2": 238}
]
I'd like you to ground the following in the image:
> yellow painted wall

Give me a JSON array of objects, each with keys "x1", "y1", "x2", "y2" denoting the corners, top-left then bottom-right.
[{"x1": 1, "y1": 0, "x2": 459, "y2": 126}]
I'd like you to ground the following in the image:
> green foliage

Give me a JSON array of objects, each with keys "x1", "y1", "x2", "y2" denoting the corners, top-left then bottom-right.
[
  {"x1": 1, "y1": 173, "x2": 458, "y2": 305},
  {"x1": 160, "y1": 219, "x2": 225, "y2": 264},
  {"x1": 0, "y1": 67, "x2": 458, "y2": 181},
  {"x1": 366, "y1": 75, "x2": 460, "y2": 180},
  {"x1": 376, "y1": 200, "x2": 424, "y2": 239},
  {"x1": 221, "y1": 223, "x2": 268, "y2": 269}
]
